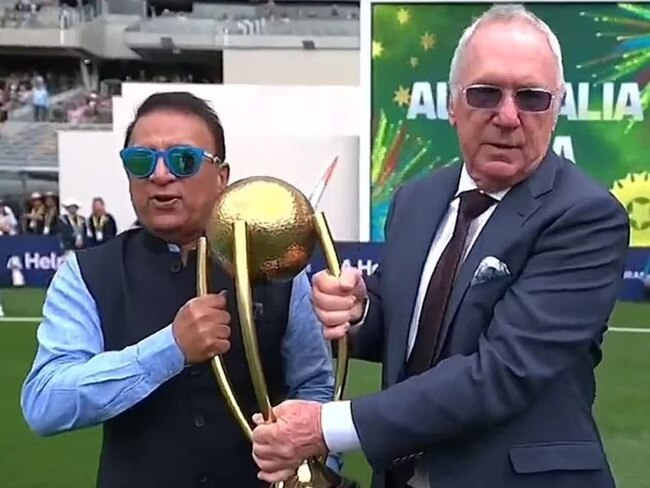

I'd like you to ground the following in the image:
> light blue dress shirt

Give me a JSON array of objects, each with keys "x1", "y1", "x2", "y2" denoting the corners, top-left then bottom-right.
[{"x1": 20, "y1": 251, "x2": 340, "y2": 470}]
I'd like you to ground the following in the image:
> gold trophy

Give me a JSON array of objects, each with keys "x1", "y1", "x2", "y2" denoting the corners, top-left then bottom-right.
[{"x1": 196, "y1": 176, "x2": 355, "y2": 488}]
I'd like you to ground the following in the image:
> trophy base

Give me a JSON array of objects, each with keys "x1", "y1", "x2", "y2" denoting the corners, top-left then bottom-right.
[{"x1": 273, "y1": 458, "x2": 361, "y2": 488}]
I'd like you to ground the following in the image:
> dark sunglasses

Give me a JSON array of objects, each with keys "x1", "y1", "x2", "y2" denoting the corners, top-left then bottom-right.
[
  {"x1": 463, "y1": 84, "x2": 555, "y2": 113},
  {"x1": 119, "y1": 145, "x2": 223, "y2": 179}
]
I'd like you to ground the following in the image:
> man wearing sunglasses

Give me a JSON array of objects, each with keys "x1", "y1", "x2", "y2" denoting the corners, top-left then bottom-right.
[
  {"x1": 251, "y1": 5, "x2": 628, "y2": 488},
  {"x1": 21, "y1": 91, "x2": 340, "y2": 488}
]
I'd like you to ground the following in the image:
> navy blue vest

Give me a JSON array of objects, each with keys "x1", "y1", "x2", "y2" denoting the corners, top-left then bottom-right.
[{"x1": 76, "y1": 228, "x2": 291, "y2": 488}]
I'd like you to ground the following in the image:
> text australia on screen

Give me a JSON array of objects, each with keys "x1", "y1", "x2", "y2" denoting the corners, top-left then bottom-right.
[{"x1": 406, "y1": 81, "x2": 645, "y2": 165}]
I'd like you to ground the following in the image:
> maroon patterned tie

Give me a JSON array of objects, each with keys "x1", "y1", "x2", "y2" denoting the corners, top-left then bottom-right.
[{"x1": 405, "y1": 189, "x2": 497, "y2": 377}]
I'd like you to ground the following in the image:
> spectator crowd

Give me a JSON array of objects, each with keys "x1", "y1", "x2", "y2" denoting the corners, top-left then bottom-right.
[
  {"x1": 0, "y1": 72, "x2": 113, "y2": 125},
  {"x1": 0, "y1": 191, "x2": 117, "y2": 251}
]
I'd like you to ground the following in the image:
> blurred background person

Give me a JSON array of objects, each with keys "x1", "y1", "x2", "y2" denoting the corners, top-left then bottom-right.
[
  {"x1": 42, "y1": 191, "x2": 59, "y2": 236},
  {"x1": 59, "y1": 198, "x2": 87, "y2": 252},
  {"x1": 31, "y1": 75, "x2": 49, "y2": 122},
  {"x1": 21, "y1": 192, "x2": 45, "y2": 234},
  {"x1": 0, "y1": 201, "x2": 17, "y2": 235},
  {"x1": 86, "y1": 197, "x2": 116, "y2": 246}
]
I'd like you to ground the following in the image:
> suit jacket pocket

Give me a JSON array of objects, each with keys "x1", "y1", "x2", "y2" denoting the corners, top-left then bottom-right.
[{"x1": 509, "y1": 441, "x2": 605, "y2": 474}]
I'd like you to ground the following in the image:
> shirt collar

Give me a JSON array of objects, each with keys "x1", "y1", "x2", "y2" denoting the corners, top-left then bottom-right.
[
  {"x1": 455, "y1": 164, "x2": 510, "y2": 202},
  {"x1": 141, "y1": 228, "x2": 188, "y2": 254}
]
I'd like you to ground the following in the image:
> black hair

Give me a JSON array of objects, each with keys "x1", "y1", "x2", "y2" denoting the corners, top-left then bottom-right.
[{"x1": 122, "y1": 91, "x2": 226, "y2": 161}]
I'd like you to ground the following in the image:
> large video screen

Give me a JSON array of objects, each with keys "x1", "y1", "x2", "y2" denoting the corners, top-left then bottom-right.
[{"x1": 363, "y1": 2, "x2": 650, "y2": 247}]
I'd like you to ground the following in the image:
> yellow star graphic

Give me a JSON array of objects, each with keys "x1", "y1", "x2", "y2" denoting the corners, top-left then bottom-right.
[
  {"x1": 372, "y1": 40, "x2": 384, "y2": 59},
  {"x1": 393, "y1": 86, "x2": 411, "y2": 107},
  {"x1": 397, "y1": 7, "x2": 410, "y2": 25},
  {"x1": 409, "y1": 56, "x2": 419, "y2": 68},
  {"x1": 421, "y1": 32, "x2": 436, "y2": 51}
]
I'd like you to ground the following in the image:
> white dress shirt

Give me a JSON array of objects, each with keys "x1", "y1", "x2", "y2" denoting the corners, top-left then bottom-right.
[{"x1": 321, "y1": 165, "x2": 510, "y2": 487}]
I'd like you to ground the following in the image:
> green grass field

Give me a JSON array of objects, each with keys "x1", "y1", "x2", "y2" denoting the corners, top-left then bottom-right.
[{"x1": 1, "y1": 288, "x2": 648, "y2": 488}]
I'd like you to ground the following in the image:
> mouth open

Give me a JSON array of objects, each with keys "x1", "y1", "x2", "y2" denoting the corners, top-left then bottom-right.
[{"x1": 151, "y1": 195, "x2": 180, "y2": 206}]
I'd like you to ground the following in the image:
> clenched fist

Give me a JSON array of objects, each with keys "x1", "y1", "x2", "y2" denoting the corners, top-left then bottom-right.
[
  {"x1": 172, "y1": 291, "x2": 231, "y2": 363},
  {"x1": 311, "y1": 268, "x2": 367, "y2": 340}
]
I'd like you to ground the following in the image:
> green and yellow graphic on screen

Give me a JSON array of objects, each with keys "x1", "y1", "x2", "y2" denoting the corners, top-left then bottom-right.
[{"x1": 369, "y1": 2, "x2": 650, "y2": 246}]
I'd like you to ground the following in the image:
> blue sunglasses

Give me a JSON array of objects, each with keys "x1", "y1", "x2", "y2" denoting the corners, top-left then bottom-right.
[{"x1": 119, "y1": 145, "x2": 223, "y2": 179}]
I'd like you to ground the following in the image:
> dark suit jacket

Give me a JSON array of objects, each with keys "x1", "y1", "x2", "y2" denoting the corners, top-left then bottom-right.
[
  {"x1": 349, "y1": 151, "x2": 629, "y2": 488},
  {"x1": 59, "y1": 215, "x2": 88, "y2": 251}
]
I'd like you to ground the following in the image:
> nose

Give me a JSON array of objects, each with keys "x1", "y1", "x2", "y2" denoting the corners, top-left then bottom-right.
[
  {"x1": 494, "y1": 93, "x2": 521, "y2": 129},
  {"x1": 149, "y1": 157, "x2": 175, "y2": 185}
]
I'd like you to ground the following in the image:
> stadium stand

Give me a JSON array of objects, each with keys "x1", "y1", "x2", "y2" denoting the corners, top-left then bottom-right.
[
  {"x1": 0, "y1": 0, "x2": 359, "y2": 119},
  {"x1": 0, "y1": 0, "x2": 360, "y2": 216},
  {"x1": 129, "y1": 1, "x2": 359, "y2": 36},
  {"x1": 0, "y1": 0, "x2": 100, "y2": 29},
  {"x1": 0, "y1": 121, "x2": 110, "y2": 168}
]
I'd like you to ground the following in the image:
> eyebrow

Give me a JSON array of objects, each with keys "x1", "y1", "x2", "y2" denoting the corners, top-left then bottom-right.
[{"x1": 469, "y1": 77, "x2": 552, "y2": 89}]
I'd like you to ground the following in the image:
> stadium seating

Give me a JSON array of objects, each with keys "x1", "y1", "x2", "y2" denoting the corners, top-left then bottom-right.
[
  {"x1": 0, "y1": 121, "x2": 110, "y2": 169},
  {"x1": 127, "y1": 1, "x2": 359, "y2": 37},
  {"x1": 0, "y1": 0, "x2": 106, "y2": 29}
]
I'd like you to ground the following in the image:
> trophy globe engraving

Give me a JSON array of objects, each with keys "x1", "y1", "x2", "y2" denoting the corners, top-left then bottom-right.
[{"x1": 206, "y1": 176, "x2": 317, "y2": 284}]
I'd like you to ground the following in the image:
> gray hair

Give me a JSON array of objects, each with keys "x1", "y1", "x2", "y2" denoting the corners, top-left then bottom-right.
[{"x1": 448, "y1": 4, "x2": 565, "y2": 90}]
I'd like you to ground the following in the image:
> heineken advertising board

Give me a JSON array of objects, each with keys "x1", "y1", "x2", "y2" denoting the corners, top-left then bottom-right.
[{"x1": 361, "y1": 1, "x2": 650, "y2": 247}]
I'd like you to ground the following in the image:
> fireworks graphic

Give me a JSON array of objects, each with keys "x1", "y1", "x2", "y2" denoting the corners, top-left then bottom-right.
[
  {"x1": 371, "y1": 110, "x2": 456, "y2": 209},
  {"x1": 370, "y1": 110, "x2": 457, "y2": 239},
  {"x1": 577, "y1": 3, "x2": 650, "y2": 129}
]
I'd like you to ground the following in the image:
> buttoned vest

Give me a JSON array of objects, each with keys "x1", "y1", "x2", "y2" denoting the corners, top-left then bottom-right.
[{"x1": 76, "y1": 228, "x2": 291, "y2": 488}]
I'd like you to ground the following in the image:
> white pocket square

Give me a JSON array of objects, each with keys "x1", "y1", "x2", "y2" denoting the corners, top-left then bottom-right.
[{"x1": 471, "y1": 256, "x2": 510, "y2": 286}]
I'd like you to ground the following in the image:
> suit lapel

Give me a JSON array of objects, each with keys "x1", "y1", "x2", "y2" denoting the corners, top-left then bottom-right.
[
  {"x1": 386, "y1": 165, "x2": 460, "y2": 385},
  {"x1": 432, "y1": 152, "x2": 560, "y2": 363}
]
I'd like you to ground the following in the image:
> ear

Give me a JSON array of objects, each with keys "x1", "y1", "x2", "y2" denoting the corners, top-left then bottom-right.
[
  {"x1": 448, "y1": 100, "x2": 457, "y2": 127},
  {"x1": 551, "y1": 96, "x2": 563, "y2": 130},
  {"x1": 447, "y1": 86, "x2": 457, "y2": 127},
  {"x1": 219, "y1": 163, "x2": 230, "y2": 186}
]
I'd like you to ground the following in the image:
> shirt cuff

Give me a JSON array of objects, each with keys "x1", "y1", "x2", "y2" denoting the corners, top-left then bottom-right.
[
  {"x1": 351, "y1": 296, "x2": 370, "y2": 326},
  {"x1": 321, "y1": 400, "x2": 361, "y2": 453},
  {"x1": 135, "y1": 324, "x2": 186, "y2": 385}
]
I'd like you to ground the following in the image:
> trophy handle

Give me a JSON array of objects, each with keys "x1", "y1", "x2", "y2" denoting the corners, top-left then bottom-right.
[
  {"x1": 197, "y1": 236, "x2": 254, "y2": 440},
  {"x1": 312, "y1": 212, "x2": 349, "y2": 402},
  {"x1": 233, "y1": 220, "x2": 275, "y2": 421}
]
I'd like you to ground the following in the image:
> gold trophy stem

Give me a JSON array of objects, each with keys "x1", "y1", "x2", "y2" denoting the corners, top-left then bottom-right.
[
  {"x1": 233, "y1": 221, "x2": 275, "y2": 422},
  {"x1": 197, "y1": 236, "x2": 254, "y2": 441},
  {"x1": 313, "y1": 212, "x2": 349, "y2": 402}
]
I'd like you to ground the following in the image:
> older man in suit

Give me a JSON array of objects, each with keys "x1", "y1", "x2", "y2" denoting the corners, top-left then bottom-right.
[{"x1": 250, "y1": 4, "x2": 629, "y2": 488}]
